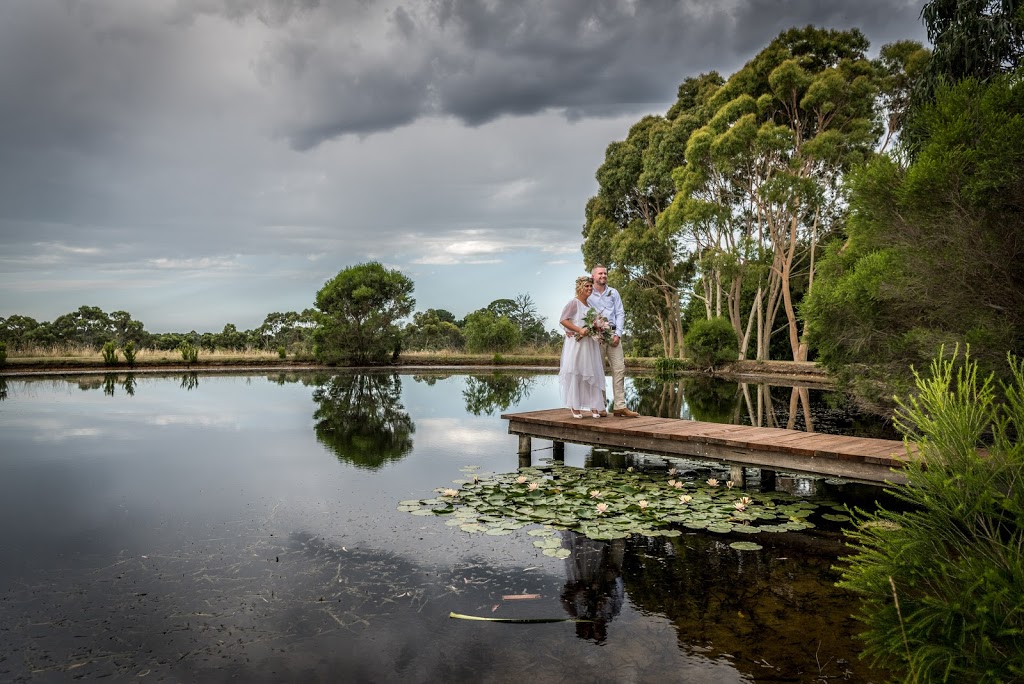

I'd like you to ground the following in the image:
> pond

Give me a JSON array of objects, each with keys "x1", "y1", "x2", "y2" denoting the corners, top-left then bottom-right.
[{"x1": 0, "y1": 371, "x2": 897, "y2": 683}]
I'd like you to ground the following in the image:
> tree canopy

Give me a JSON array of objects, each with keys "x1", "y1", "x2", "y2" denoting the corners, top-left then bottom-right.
[{"x1": 313, "y1": 262, "x2": 415, "y2": 365}]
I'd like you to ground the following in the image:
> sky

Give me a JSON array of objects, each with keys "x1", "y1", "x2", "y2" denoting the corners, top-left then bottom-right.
[{"x1": 0, "y1": 0, "x2": 929, "y2": 333}]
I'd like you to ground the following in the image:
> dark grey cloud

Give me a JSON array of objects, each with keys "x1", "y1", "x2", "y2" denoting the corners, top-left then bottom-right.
[
  {"x1": 0, "y1": 0, "x2": 928, "y2": 329},
  {"x1": 244, "y1": 0, "x2": 927, "y2": 149}
]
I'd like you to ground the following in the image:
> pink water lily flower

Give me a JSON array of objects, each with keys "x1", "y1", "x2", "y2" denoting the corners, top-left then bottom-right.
[
  {"x1": 679, "y1": 494, "x2": 693, "y2": 504},
  {"x1": 673, "y1": 481, "x2": 683, "y2": 489},
  {"x1": 668, "y1": 467, "x2": 678, "y2": 476},
  {"x1": 590, "y1": 490, "x2": 602, "y2": 498},
  {"x1": 739, "y1": 496, "x2": 754, "y2": 507},
  {"x1": 726, "y1": 481, "x2": 735, "y2": 489},
  {"x1": 667, "y1": 479, "x2": 677, "y2": 487},
  {"x1": 516, "y1": 476, "x2": 528, "y2": 484},
  {"x1": 734, "y1": 501, "x2": 746, "y2": 511},
  {"x1": 638, "y1": 500, "x2": 649, "y2": 509},
  {"x1": 596, "y1": 502, "x2": 609, "y2": 514},
  {"x1": 706, "y1": 478, "x2": 720, "y2": 487},
  {"x1": 442, "y1": 488, "x2": 459, "y2": 497},
  {"x1": 528, "y1": 482, "x2": 539, "y2": 491}
]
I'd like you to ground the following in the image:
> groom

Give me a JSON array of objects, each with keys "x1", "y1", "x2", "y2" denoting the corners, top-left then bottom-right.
[{"x1": 588, "y1": 264, "x2": 639, "y2": 418}]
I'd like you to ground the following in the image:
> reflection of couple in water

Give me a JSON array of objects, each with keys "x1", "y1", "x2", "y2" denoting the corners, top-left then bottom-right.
[{"x1": 560, "y1": 531, "x2": 626, "y2": 642}]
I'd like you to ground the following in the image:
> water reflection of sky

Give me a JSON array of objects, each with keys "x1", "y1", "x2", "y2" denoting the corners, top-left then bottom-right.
[{"x1": 0, "y1": 372, "x2": 889, "y2": 682}]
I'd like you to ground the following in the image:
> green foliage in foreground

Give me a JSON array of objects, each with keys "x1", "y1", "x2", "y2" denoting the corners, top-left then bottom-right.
[
  {"x1": 684, "y1": 316, "x2": 738, "y2": 369},
  {"x1": 837, "y1": 348, "x2": 1024, "y2": 682},
  {"x1": 400, "y1": 463, "x2": 845, "y2": 544}
]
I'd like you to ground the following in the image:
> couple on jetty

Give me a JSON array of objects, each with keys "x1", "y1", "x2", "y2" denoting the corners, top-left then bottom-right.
[{"x1": 558, "y1": 264, "x2": 640, "y2": 420}]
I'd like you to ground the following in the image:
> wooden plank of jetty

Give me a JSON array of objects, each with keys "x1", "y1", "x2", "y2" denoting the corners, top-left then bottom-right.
[{"x1": 501, "y1": 408, "x2": 916, "y2": 485}]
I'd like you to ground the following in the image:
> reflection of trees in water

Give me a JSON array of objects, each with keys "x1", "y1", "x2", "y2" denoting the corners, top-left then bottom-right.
[
  {"x1": 312, "y1": 373, "x2": 414, "y2": 470},
  {"x1": 739, "y1": 383, "x2": 814, "y2": 431},
  {"x1": 559, "y1": 531, "x2": 625, "y2": 643},
  {"x1": 462, "y1": 373, "x2": 535, "y2": 415},
  {"x1": 0, "y1": 377, "x2": 6, "y2": 401},
  {"x1": 620, "y1": 533, "x2": 886, "y2": 681},
  {"x1": 409, "y1": 373, "x2": 455, "y2": 387},
  {"x1": 180, "y1": 373, "x2": 199, "y2": 391},
  {"x1": 103, "y1": 374, "x2": 117, "y2": 396},
  {"x1": 629, "y1": 376, "x2": 739, "y2": 422},
  {"x1": 631, "y1": 376, "x2": 896, "y2": 438}
]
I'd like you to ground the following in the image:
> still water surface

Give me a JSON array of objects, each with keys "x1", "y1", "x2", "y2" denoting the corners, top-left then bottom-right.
[{"x1": 0, "y1": 371, "x2": 895, "y2": 683}]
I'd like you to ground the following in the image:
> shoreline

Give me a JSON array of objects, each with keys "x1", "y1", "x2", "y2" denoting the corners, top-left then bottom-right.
[{"x1": 0, "y1": 356, "x2": 833, "y2": 386}]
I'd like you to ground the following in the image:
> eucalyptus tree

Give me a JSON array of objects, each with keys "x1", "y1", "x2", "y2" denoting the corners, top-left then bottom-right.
[
  {"x1": 582, "y1": 75, "x2": 716, "y2": 357},
  {"x1": 666, "y1": 27, "x2": 882, "y2": 361}
]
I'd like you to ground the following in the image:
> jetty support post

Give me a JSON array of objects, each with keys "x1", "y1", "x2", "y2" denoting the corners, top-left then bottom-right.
[
  {"x1": 518, "y1": 434, "x2": 532, "y2": 468},
  {"x1": 730, "y1": 464, "x2": 746, "y2": 488},
  {"x1": 552, "y1": 441, "x2": 565, "y2": 461}
]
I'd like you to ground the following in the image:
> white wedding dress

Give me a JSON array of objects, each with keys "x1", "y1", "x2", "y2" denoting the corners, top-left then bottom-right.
[{"x1": 558, "y1": 298, "x2": 607, "y2": 412}]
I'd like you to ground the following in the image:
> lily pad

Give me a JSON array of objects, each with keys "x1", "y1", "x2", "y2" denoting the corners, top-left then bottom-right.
[{"x1": 729, "y1": 541, "x2": 763, "y2": 551}]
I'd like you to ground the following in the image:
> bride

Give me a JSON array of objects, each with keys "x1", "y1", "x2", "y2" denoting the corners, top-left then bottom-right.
[{"x1": 558, "y1": 276, "x2": 607, "y2": 418}]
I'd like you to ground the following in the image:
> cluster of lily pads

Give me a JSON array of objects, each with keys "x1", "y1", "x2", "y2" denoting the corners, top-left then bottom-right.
[{"x1": 398, "y1": 463, "x2": 852, "y2": 553}]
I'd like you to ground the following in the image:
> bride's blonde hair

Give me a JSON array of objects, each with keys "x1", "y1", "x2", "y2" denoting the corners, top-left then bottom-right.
[{"x1": 575, "y1": 276, "x2": 594, "y2": 296}]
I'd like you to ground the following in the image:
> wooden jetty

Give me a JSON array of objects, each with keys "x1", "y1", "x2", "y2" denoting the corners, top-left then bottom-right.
[{"x1": 501, "y1": 409, "x2": 916, "y2": 485}]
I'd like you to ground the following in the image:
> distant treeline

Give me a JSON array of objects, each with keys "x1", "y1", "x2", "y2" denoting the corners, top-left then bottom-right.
[
  {"x1": 0, "y1": 306, "x2": 318, "y2": 353},
  {"x1": 0, "y1": 292, "x2": 560, "y2": 356}
]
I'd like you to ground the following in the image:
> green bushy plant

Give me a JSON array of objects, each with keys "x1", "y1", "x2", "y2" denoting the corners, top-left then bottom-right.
[
  {"x1": 101, "y1": 341, "x2": 119, "y2": 365},
  {"x1": 122, "y1": 341, "x2": 137, "y2": 366},
  {"x1": 278, "y1": 345, "x2": 287, "y2": 359},
  {"x1": 684, "y1": 317, "x2": 738, "y2": 369},
  {"x1": 654, "y1": 356, "x2": 687, "y2": 378},
  {"x1": 0, "y1": 341, "x2": 6, "y2": 365},
  {"x1": 837, "y1": 347, "x2": 1024, "y2": 682},
  {"x1": 178, "y1": 341, "x2": 198, "y2": 363}
]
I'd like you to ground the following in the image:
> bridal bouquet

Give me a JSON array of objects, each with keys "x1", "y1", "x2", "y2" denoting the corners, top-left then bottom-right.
[{"x1": 579, "y1": 307, "x2": 614, "y2": 344}]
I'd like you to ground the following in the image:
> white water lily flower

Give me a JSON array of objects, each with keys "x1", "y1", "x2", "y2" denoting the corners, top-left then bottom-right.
[
  {"x1": 706, "y1": 478, "x2": 719, "y2": 487},
  {"x1": 673, "y1": 481, "x2": 683, "y2": 489},
  {"x1": 679, "y1": 495, "x2": 693, "y2": 504},
  {"x1": 590, "y1": 490, "x2": 602, "y2": 498},
  {"x1": 726, "y1": 481, "x2": 735, "y2": 489},
  {"x1": 528, "y1": 482, "x2": 539, "y2": 491},
  {"x1": 638, "y1": 500, "x2": 649, "y2": 509},
  {"x1": 516, "y1": 476, "x2": 528, "y2": 484},
  {"x1": 734, "y1": 501, "x2": 746, "y2": 511},
  {"x1": 739, "y1": 496, "x2": 754, "y2": 507},
  {"x1": 442, "y1": 488, "x2": 459, "y2": 497},
  {"x1": 596, "y1": 503, "x2": 609, "y2": 514},
  {"x1": 668, "y1": 467, "x2": 678, "y2": 476}
]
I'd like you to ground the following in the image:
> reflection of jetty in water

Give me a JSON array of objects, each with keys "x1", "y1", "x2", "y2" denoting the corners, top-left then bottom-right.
[{"x1": 312, "y1": 373, "x2": 415, "y2": 469}]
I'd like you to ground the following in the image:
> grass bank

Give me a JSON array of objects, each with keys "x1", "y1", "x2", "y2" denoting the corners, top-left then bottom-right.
[{"x1": 0, "y1": 346, "x2": 829, "y2": 383}]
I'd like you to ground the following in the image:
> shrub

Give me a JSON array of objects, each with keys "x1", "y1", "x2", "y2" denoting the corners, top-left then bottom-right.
[
  {"x1": 122, "y1": 341, "x2": 137, "y2": 366},
  {"x1": 837, "y1": 347, "x2": 1024, "y2": 682},
  {"x1": 101, "y1": 341, "x2": 119, "y2": 366},
  {"x1": 463, "y1": 310, "x2": 520, "y2": 353},
  {"x1": 654, "y1": 356, "x2": 687, "y2": 378},
  {"x1": 0, "y1": 341, "x2": 6, "y2": 365},
  {"x1": 179, "y1": 342, "x2": 198, "y2": 363},
  {"x1": 278, "y1": 345, "x2": 287, "y2": 359},
  {"x1": 684, "y1": 317, "x2": 738, "y2": 369}
]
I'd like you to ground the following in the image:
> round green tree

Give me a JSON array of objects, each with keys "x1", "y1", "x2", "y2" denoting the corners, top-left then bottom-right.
[{"x1": 313, "y1": 262, "x2": 415, "y2": 365}]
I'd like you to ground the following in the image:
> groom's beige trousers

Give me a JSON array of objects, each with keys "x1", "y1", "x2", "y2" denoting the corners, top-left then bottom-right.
[{"x1": 600, "y1": 340, "x2": 626, "y2": 410}]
